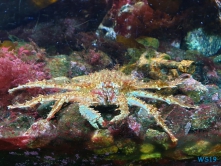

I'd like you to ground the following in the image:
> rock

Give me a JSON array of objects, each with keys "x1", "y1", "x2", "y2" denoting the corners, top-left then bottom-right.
[
  {"x1": 22, "y1": 119, "x2": 58, "y2": 148},
  {"x1": 93, "y1": 145, "x2": 118, "y2": 155},
  {"x1": 203, "y1": 84, "x2": 221, "y2": 103},
  {"x1": 190, "y1": 103, "x2": 218, "y2": 130},
  {"x1": 68, "y1": 50, "x2": 113, "y2": 77},
  {"x1": 115, "y1": 139, "x2": 137, "y2": 155},
  {"x1": 47, "y1": 55, "x2": 70, "y2": 77},
  {"x1": 182, "y1": 140, "x2": 212, "y2": 156},
  {"x1": 164, "y1": 149, "x2": 192, "y2": 160},
  {"x1": 0, "y1": 114, "x2": 34, "y2": 139},
  {"x1": 178, "y1": 74, "x2": 208, "y2": 103},
  {"x1": 57, "y1": 103, "x2": 92, "y2": 141},
  {"x1": 139, "y1": 143, "x2": 155, "y2": 153},
  {"x1": 204, "y1": 144, "x2": 221, "y2": 156},
  {"x1": 213, "y1": 54, "x2": 221, "y2": 63},
  {"x1": 136, "y1": 36, "x2": 160, "y2": 49},
  {"x1": 87, "y1": 128, "x2": 118, "y2": 156},
  {"x1": 145, "y1": 129, "x2": 171, "y2": 150},
  {"x1": 185, "y1": 28, "x2": 221, "y2": 56},
  {"x1": 140, "y1": 152, "x2": 161, "y2": 160},
  {"x1": 91, "y1": 129, "x2": 114, "y2": 147}
]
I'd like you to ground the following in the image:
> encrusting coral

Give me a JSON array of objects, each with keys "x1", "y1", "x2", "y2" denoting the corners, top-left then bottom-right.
[{"x1": 8, "y1": 69, "x2": 196, "y2": 144}]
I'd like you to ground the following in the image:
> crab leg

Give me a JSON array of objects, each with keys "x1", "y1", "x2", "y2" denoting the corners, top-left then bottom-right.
[
  {"x1": 135, "y1": 80, "x2": 177, "y2": 90},
  {"x1": 46, "y1": 91, "x2": 96, "y2": 121},
  {"x1": 7, "y1": 94, "x2": 58, "y2": 109},
  {"x1": 128, "y1": 91, "x2": 196, "y2": 108},
  {"x1": 8, "y1": 91, "x2": 95, "y2": 110},
  {"x1": 8, "y1": 78, "x2": 83, "y2": 94},
  {"x1": 79, "y1": 105, "x2": 104, "y2": 129},
  {"x1": 46, "y1": 98, "x2": 66, "y2": 120},
  {"x1": 127, "y1": 96, "x2": 178, "y2": 144},
  {"x1": 8, "y1": 91, "x2": 102, "y2": 124}
]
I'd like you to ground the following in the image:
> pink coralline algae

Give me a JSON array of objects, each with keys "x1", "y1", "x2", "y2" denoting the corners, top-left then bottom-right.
[
  {"x1": 0, "y1": 44, "x2": 49, "y2": 107},
  {"x1": 88, "y1": 49, "x2": 101, "y2": 65},
  {"x1": 127, "y1": 115, "x2": 141, "y2": 136},
  {"x1": 21, "y1": 119, "x2": 57, "y2": 148}
]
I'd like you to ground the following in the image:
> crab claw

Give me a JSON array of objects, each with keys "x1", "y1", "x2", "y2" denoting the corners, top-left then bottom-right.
[{"x1": 79, "y1": 105, "x2": 105, "y2": 129}]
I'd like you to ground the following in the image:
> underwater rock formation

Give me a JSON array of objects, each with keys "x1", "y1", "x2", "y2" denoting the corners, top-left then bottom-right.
[{"x1": 185, "y1": 28, "x2": 221, "y2": 56}]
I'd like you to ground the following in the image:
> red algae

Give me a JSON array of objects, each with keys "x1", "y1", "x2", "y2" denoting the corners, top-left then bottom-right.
[{"x1": 0, "y1": 43, "x2": 49, "y2": 107}]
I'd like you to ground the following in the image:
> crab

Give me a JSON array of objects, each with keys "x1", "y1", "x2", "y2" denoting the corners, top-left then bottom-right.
[{"x1": 8, "y1": 69, "x2": 195, "y2": 144}]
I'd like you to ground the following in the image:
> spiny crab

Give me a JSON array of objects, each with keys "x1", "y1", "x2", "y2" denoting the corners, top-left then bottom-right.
[{"x1": 8, "y1": 70, "x2": 196, "y2": 144}]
